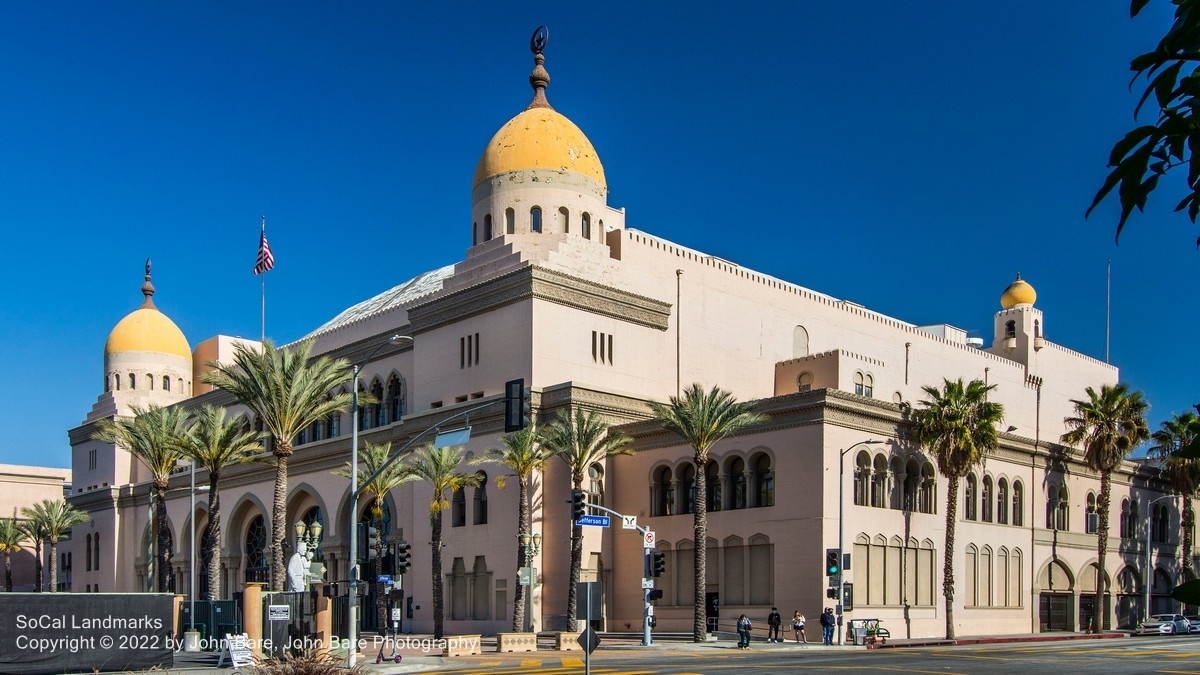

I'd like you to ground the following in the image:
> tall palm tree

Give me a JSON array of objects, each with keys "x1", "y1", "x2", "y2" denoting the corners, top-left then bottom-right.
[
  {"x1": 173, "y1": 405, "x2": 263, "y2": 601},
  {"x1": 1149, "y1": 411, "x2": 1200, "y2": 576},
  {"x1": 1062, "y1": 384, "x2": 1149, "y2": 630},
  {"x1": 94, "y1": 404, "x2": 191, "y2": 592},
  {"x1": 17, "y1": 520, "x2": 45, "y2": 592},
  {"x1": 648, "y1": 384, "x2": 766, "y2": 643},
  {"x1": 334, "y1": 440, "x2": 412, "y2": 630},
  {"x1": 473, "y1": 423, "x2": 551, "y2": 631},
  {"x1": 542, "y1": 409, "x2": 634, "y2": 632},
  {"x1": 202, "y1": 339, "x2": 353, "y2": 591},
  {"x1": 404, "y1": 443, "x2": 482, "y2": 639},
  {"x1": 911, "y1": 378, "x2": 1004, "y2": 640},
  {"x1": 20, "y1": 500, "x2": 88, "y2": 592},
  {"x1": 0, "y1": 518, "x2": 27, "y2": 592}
]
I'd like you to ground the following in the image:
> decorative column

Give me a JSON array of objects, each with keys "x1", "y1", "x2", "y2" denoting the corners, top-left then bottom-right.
[{"x1": 243, "y1": 582, "x2": 265, "y2": 658}]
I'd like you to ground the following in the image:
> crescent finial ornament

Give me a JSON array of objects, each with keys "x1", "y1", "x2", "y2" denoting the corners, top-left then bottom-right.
[{"x1": 530, "y1": 25, "x2": 549, "y2": 55}]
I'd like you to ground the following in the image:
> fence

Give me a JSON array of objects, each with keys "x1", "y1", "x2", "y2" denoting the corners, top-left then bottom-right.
[{"x1": 179, "y1": 599, "x2": 242, "y2": 647}]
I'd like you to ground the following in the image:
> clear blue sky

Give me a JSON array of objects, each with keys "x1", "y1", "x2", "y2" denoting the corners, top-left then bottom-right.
[{"x1": 1, "y1": 2, "x2": 1193, "y2": 469}]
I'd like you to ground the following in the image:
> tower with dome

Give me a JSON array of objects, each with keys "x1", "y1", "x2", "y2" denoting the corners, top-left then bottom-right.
[{"x1": 63, "y1": 29, "x2": 1175, "y2": 639}]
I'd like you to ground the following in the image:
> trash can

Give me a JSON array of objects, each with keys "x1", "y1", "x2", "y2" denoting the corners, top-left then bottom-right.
[{"x1": 848, "y1": 618, "x2": 873, "y2": 646}]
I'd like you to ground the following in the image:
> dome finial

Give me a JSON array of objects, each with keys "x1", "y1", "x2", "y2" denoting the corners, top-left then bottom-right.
[
  {"x1": 141, "y1": 257, "x2": 156, "y2": 308},
  {"x1": 527, "y1": 25, "x2": 553, "y2": 111}
]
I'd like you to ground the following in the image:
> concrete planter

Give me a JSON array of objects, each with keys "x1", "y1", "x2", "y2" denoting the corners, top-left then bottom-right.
[
  {"x1": 442, "y1": 635, "x2": 482, "y2": 657},
  {"x1": 554, "y1": 632, "x2": 582, "y2": 651},
  {"x1": 496, "y1": 632, "x2": 537, "y2": 652}
]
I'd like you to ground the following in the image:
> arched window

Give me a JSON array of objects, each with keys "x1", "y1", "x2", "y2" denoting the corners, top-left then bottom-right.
[
  {"x1": 919, "y1": 463, "x2": 936, "y2": 514},
  {"x1": 530, "y1": 206, "x2": 542, "y2": 233},
  {"x1": 964, "y1": 474, "x2": 978, "y2": 521},
  {"x1": 162, "y1": 376, "x2": 170, "y2": 392},
  {"x1": 854, "y1": 372, "x2": 865, "y2": 396},
  {"x1": 93, "y1": 533, "x2": 100, "y2": 572},
  {"x1": 871, "y1": 455, "x2": 887, "y2": 508},
  {"x1": 981, "y1": 476, "x2": 993, "y2": 522},
  {"x1": 505, "y1": 207, "x2": 515, "y2": 234},
  {"x1": 473, "y1": 472, "x2": 488, "y2": 525},
  {"x1": 244, "y1": 516, "x2": 268, "y2": 583},
  {"x1": 1034, "y1": 319, "x2": 1041, "y2": 338},
  {"x1": 997, "y1": 478, "x2": 1009, "y2": 525},
  {"x1": 588, "y1": 464, "x2": 605, "y2": 506},
  {"x1": 1054, "y1": 487, "x2": 1069, "y2": 531},
  {"x1": 370, "y1": 379, "x2": 384, "y2": 428},
  {"x1": 1086, "y1": 493, "x2": 1098, "y2": 534},
  {"x1": 678, "y1": 465, "x2": 696, "y2": 515},
  {"x1": 451, "y1": 487, "x2": 466, "y2": 527},
  {"x1": 86, "y1": 534, "x2": 92, "y2": 571},
  {"x1": 1012, "y1": 481, "x2": 1024, "y2": 526},
  {"x1": 147, "y1": 374, "x2": 154, "y2": 390},
  {"x1": 387, "y1": 374, "x2": 405, "y2": 424},
  {"x1": 1005, "y1": 320, "x2": 1017, "y2": 339},
  {"x1": 357, "y1": 383, "x2": 369, "y2": 431},
  {"x1": 1120, "y1": 499, "x2": 1131, "y2": 538},
  {"x1": 1154, "y1": 504, "x2": 1170, "y2": 543},
  {"x1": 863, "y1": 373, "x2": 874, "y2": 398},
  {"x1": 797, "y1": 372, "x2": 813, "y2": 392},
  {"x1": 654, "y1": 466, "x2": 673, "y2": 516},
  {"x1": 854, "y1": 452, "x2": 870, "y2": 507},
  {"x1": 705, "y1": 461, "x2": 721, "y2": 512},
  {"x1": 730, "y1": 458, "x2": 747, "y2": 510},
  {"x1": 129, "y1": 373, "x2": 136, "y2": 390},
  {"x1": 753, "y1": 454, "x2": 774, "y2": 507},
  {"x1": 793, "y1": 326, "x2": 810, "y2": 358},
  {"x1": 558, "y1": 206, "x2": 570, "y2": 233},
  {"x1": 582, "y1": 212, "x2": 592, "y2": 239},
  {"x1": 484, "y1": 214, "x2": 493, "y2": 241}
]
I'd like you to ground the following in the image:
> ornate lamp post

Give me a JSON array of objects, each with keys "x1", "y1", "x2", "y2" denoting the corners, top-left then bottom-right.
[
  {"x1": 518, "y1": 533, "x2": 543, "y2": 632},
  {"x1": 838, "y1": 439, "x2": 883, "y2": 645}
]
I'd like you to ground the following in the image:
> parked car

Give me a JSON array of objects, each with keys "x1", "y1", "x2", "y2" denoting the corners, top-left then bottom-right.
[
  {"x1": 1135, "y1": 614, "x2": 1191, "y2": 635},
  {"x1": 1186, "y1": 615, "x2": 1200, "y2": 634}
]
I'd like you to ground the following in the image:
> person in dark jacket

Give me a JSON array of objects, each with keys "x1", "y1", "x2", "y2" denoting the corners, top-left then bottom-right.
[
  {"x1": 767, "y1": 607, "x2": 782, "y2": 642},
  {"x1": 820, "y1": 607, "x2": 835, "y2": 645}
]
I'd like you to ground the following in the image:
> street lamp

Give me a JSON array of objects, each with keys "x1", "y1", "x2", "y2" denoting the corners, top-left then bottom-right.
[
  {"x1": 347, "y1": 334, "x2": 411, "y2": 667},
  {"x1": 518, "y1": 533, "x2": 543, "y2": 632},
  {"x1": 186, "y1": 462, "x2": 210, "y2": 647},
  {"x1": 838, "y1": 439, "x2": 884, "y2": 646},
  {"x1": 1143, "y1": 494, "x2": 1176, "y2": 620},
  {"x1": 291, "y1": 519, "x2": 324, "y2": 590}
]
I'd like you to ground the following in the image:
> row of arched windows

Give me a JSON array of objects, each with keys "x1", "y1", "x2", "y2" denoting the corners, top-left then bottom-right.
[
  {"x1": 963, "y1": 474, "x2": 1025, "y2": 526},
  {"x1": 473, "y1": 206, "x2": 602, "y2": 245},
  {"x1": 1045, "y1": 484, "x2": 1069, "y2": 531},
  {"x1": 1119, "y1": 498, "x2": 1181, "y2": 543},
  {"x1": 106, "y1": 372, "x2": 186, "y2": 394},
  {"x1": 853, "y1": 452, "x2": 938, "y2": 515},
  {"x1": 294, "y1": 375, "x2": 406, "y2": 446},
  {"x1": 853, "y1": 371, "x2": 875, "y2": 398},
  {"x1": 964, "y1": 544, "x2": 1024, "y2": 608},
  {"x1": 653, "y1": 535, "x2": 774, "y2": 607},
  {"x1": 650, "y1": 453, "x2": 773, "y2": 517}
]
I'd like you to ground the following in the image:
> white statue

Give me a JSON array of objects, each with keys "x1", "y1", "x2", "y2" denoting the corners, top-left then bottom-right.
[{"x1": 287, "y1": 541, "x2": 309, "y2": 592}]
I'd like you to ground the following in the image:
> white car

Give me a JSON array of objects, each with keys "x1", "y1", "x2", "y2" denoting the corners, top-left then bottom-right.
[{"x1": 1135, "y1": 613, "x2": 1191, "y2": 635}]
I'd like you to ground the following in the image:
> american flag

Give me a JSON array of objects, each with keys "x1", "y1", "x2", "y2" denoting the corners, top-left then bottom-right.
[{"x1": 254, "y1": 228, "x2": 275, "y2": 275}]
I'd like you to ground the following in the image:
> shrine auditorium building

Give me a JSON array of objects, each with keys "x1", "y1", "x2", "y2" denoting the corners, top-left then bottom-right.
[{"x1": 65, "y1": 37, "x2": 1184, "y2": 638}]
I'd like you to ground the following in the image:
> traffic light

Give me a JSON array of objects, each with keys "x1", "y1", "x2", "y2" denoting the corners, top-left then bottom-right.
[
  {"x1": 826, "y1": 587, "x2": 837, "y2": 599},
  {"x1": 825, "y1": 548, "x2": 840, "y2": 576},
  {"x1": 367, "y1": 525, "x2": 379, "y2": 561},
  {"x1": 652, "y1": 551, "x2": 666, "y2": 577},
  {"x1": 395, "y1": 541, "x2": 411, "y2": 574},
  {"x1": 842, "y1": 582, "x2": 854, "y2": 611},
  {"x1": 571, "y1": 489, "x2": 586, "y2": 521},
  {"x1": 505, "y1": 379, "x2": 531, "y2": 432}
]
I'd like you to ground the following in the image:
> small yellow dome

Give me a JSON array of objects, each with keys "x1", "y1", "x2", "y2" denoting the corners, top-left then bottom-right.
[
  {"x1": 1000, "y1": 273, "x2": 1037, "y2": 309},
  {"x1": 105, "y1": 306, "x2": 191, "y2": 359},
  {"x1": 473, "y1": 106, "x2": 606, "y2": 189}
]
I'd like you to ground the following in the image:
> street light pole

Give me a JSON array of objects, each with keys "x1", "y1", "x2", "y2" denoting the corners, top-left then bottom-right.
[
  {"x1": 190, "y1": 460, "x2": 196, "y2": 632},
  {"x1": 1143, "y1": 494, "x2": 1176, "y2": 621},
  {"x1": 838, "y1": 439, "x2": 883, "y2": 646},
  {"x1": 347, "y1": 334, "x2": 411, "y2": 667}
]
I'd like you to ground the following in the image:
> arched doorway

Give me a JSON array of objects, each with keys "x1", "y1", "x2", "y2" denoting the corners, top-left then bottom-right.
[{"x1": 1038, "y1": 559, "x2": 1074, "y2": 631}]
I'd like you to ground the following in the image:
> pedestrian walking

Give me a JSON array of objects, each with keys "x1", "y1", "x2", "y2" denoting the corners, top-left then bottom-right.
[
  {"x1": 792, "y1": 610, "x2": 807, "y2": 643},
  {"x1": 820, "y1": 607, "x2": 835, "y2": 645},
  {"x1": 736, "y1": 613, "x2": 752, "y2": 650},
  {"x1": 767, "y1": 607, "x2": 782, "y2": 642}
]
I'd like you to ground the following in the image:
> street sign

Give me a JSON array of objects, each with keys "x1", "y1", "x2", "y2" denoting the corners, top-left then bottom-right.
[
  {"x1": 391, "y1": 607, "x2": 402, "y2": 621},
  {"x1": 641, "y1": 578, "x2": 654, "y2": 590},
  {"x1": 577, "y1": 626, "x2": 601, "y2": 654},
  {"x1": 518, "y1": 566, "x2": 533, "y2": 586},
  {"x1": 644, "y1": 531, "x2": 656, "y2": 548},
  {"x1": 622, "y1": 515, "x2": 638, "y2": 530},
  {"x1": 577, "y1": 515, "x2": 610, "y2": 527},
  {"x1": 267, "y1": 605, "x2": 290, "y2": 622},
  {"x1": 377, "y1": 575, "x2": 393, "y2": 584}
]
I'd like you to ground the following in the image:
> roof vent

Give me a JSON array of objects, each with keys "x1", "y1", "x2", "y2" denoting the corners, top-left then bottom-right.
[{"x1": 966, "y1": 337, "x2": 984, "y2": 348}]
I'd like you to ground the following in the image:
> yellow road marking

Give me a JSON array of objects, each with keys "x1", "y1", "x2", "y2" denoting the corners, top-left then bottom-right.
[
  {"x1": 562, "y1": 657, "x2": 584, "y2": 666},
  {"x1": 519, "y1": 659, "x2": 542, "y2": 668}
]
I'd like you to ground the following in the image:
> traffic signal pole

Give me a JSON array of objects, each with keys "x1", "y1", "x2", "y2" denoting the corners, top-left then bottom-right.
[{"x1": 582, "y1": 502, "x2": 655, "y2": 646}]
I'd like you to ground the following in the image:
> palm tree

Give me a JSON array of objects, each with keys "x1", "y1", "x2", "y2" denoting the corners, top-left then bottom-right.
[
  {"x1": 473, "y1": 423, "x2": 551, "y2": 631},
  {"x1": 542, "y1": 408, "x2": 634, "y2": 632},
  {"x1": 1062, "y1": 384, "x2": 1149, "y2": 629},
  {"x1": 1060, "y1": 384, "x2": 1149, "y2": 626},
  {"x1": 910, "y1": 378, "x2": 1004, "y2": 640},
  {"x1": 94, "y1": 404, "x2": 191, "y2": 592},
  {"x1": 1149, "y1": 411, "x2": 1200, "y2": 577},
  {"x1": 403, "y1": 443, "x2": 482, "y2": 639},
  {"x1": 0, "y1": 518, "x2": 27, "y2": 592},
  {"x1": 202, "y1": 339, "x2": 353, "y2": 591},
  {"x1": 20, "y1": 500, "x2": 88, "y2": 592},
  {"x1": 173, "y1": 405, "x2": 263, "y2": 601},
  {"x1": 334, "y1": 440, "x2": 412, "y2": 630},
  {"x1": 17, "y1": 520, "x2": 45, "y2": 591},
  {"x1": 648, "y1": 384, "x2": 766, "y2": 643}
]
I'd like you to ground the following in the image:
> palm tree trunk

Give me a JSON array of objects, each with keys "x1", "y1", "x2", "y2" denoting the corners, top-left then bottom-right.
[
  {"x1": 432, "y1": 509, "x2": 444, "y2": 640},
  {"x1": 4, "y1": 553, "x2": 11, "y2": 592},
  {"x1": 205, "y1": 475, "x2": 223, "y2": 602},
  {"x1": 513, "y1": 479, "x2": 529, "y2": 632},
  {"x1": 156, "y1": 485, "x2": 172, "y2": 593},
  {"x1": 692, "y1": 454, "x2": 708, "y2": 643},
  {"x1": 1183, "y1": 497, "x2": 1194, "y2": 576},
  {"x1": 376, "y1": 513, "x2": 387, "y2": 633},
  {"x1": 1096, "y1": 471, "x2": 1111, "y2": 631},
  {"x1": 567, "y1": 479, "x2": 584, "y2": 630},
  {"x1": 48, "y1": 541, "x2": 58, "y2": 592},
  {"x1": 270, "y1": 446, "x2": 290, "y2": 592},
  {"x1": 943, "y1": 476, "x2": 959, "y2": 640},
  {"x1": 34, "y1": 539, "x2": 42, "y2": 592}
]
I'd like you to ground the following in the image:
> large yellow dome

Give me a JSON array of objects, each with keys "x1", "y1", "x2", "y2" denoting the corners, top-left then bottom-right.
[
  {"x1": 104, "y1": 265, "x2": 191, "y2": 359},
  {"x1": 1000, "y1": 273, "x2": 1037, "y2": 309},
  {"x1": 473, "y1": 107, "x2": 606, "y2": 189}
]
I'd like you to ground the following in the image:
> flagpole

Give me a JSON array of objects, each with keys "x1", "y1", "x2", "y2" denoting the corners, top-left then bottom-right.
[{"x1": 261, "y1": 215, "x2": 267, "y2": 343}]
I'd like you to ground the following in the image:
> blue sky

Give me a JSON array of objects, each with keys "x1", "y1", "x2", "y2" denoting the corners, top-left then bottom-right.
[{"x1": 1, "y1": 2, "x2": 1193, "y2": 469}]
